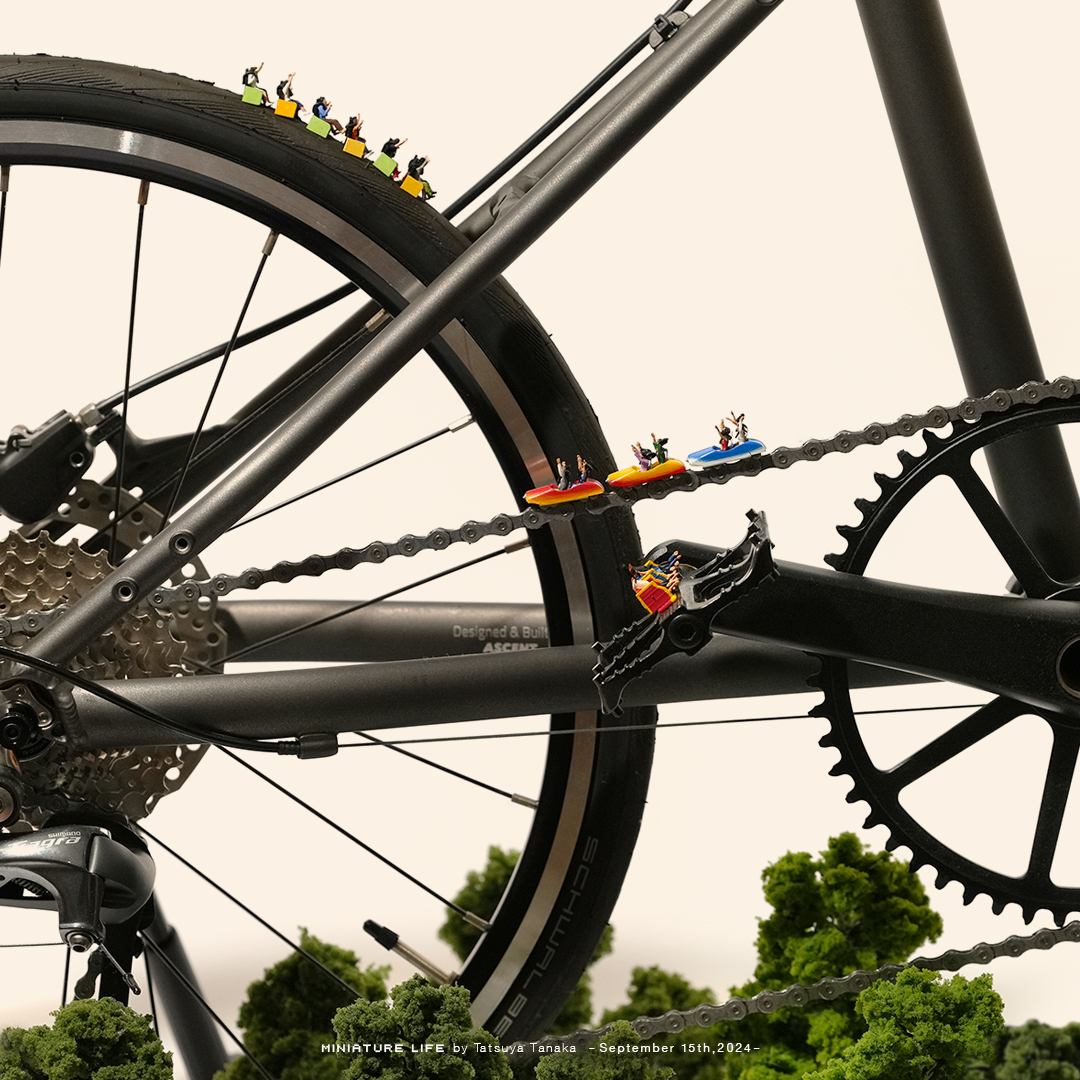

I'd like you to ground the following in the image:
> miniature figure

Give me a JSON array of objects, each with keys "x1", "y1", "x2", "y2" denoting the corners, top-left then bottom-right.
[
  {"x1": 406, "y1": 155, "x2": 436, "y2": 199},
  {"x1": 556, "y1": 456, "x2": 570, "y2": 490},
  {"x1": 381, "y1": 137, "x2": 408, "y2": 178},
  {"x1": 345, "y1": 115, "x2": 366, "y2": 142},
  {"x1": 728, "y1": 411, "x2": 748, "y2": 445},
  {"x1": 242, "y1": 62, "x2": 270, "y2": 105},
  {"x1": 576, "y1": 454, "x2": 590, "y2": 484},
  {"x1": 276, "y1": 72, "x2": 304, "y2": 112},
  {"x1": 631, "y1": 441, "x2": 652, "y2": 470},
  {"x1": 651, "y1": 432, "x2": 669, "y2": 465},
  {"x1": 686, "y1": 411, "x2": 766, "y2": 467},
  {"x1": 313, "y1": 97, "x2": 345, "y2": 135}
]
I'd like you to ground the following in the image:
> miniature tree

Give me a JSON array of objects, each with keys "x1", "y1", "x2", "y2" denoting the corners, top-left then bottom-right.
[
  {"x1": 813, "y1": 967, "x2": 1004, "y2": 1080},
  {"x1": 600, "y1": 967, "x2": 720, "y2": 1077},
  {"x1": 332, "y1": 973, "x2": 511, "y2": 1079},
  {"x1": 0, "y1": 997, "x2": 172, "y2": 1079},
  {"x1": 723, "y1": 832, "x2": 944, "y2": 1076},
  {"x1": 533, "y1": 1020, "x2": 675, "y2": 1079},
  {"x1": 439, "y1": 846, "x2": 614, "y2": 1033},
  {"x1": 983, "y1": 1019, "x2": 1080, "y2": 1080},
  {"x1": 594, "y1": 834, "x2": 944, "y2": 1080},
  {"x1": 214, "y1": 930, "x2": 389, "y2": 1080}
]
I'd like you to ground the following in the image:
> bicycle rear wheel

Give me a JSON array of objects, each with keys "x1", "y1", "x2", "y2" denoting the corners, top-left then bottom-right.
[{"x1": 0, "y1": 55, "x2": 654, "y2": 1049}]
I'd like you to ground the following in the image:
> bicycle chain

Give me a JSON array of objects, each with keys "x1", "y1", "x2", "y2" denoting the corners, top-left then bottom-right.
[
  {"x1": 523, "y1": 919, "x2": 1080, "y2": 1052},
  {"x1": 6, "y1": 378, "x2": 1076, "y2": 1040},
  {"x1": 138, "y1": 375, "x2": 1078, "y2": 609}
]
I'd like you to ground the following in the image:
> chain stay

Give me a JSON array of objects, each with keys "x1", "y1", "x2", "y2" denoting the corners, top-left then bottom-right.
[{"x1": 524, "y1": 919, "x2": 1080, "y2": 1053}]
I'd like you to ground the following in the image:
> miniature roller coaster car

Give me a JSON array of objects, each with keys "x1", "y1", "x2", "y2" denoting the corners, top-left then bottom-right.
[
  {"x1": 631, "y1": 553, "x2": 682, "y2": 613},
  {"x1": 523, "y1": 478, "x2": 605, "y2": 506},
  {"x1": 607, "y1": 457, "x2": 686, "y2": 487},
  {"x1": 686, "y1": 437, "x2": 766, "y2": 467}
]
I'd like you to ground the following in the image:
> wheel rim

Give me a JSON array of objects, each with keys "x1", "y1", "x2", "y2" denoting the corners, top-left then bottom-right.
[{"x1": 0, "y1": 58, "x2": 654, "y2": 1055}]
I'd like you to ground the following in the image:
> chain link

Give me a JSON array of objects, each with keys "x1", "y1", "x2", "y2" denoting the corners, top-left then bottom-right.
[{"x1": 519, "y1": 919, "x2": 1080, "y2": 1052}]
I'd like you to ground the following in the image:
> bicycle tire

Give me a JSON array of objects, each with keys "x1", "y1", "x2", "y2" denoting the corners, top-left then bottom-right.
[{"x1": 0, "y1": 55, "x2": 655, "y2": 1046}]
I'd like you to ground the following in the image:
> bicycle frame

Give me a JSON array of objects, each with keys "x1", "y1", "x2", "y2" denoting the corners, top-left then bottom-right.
[
  {"x1": 2, "y1": 2, "x2": 1079, "y2": 1074},
  {"x1": 19, "y1": 0, "x2": 1080, "y2": 748}
]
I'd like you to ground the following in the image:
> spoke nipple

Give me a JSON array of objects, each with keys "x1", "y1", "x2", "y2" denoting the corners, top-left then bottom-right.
[
  {"x1": 448, "y1": 415, "x2": 474, "y2": 433},
  {"x1": 263, "y1": 230, "x2": 279, "y2": 256},
  {"x1": 462, "y1": 910, "x2": 491, "y2": 932},
  {"x1": 504, "y1": 537, "x2": 530, "y2": 555},
  {"x1": 511, "y1": 792, "x2": 539, "y2": 808},
  {"x1": 137, "y1": 179, "x2": 150, "y2": 205}
]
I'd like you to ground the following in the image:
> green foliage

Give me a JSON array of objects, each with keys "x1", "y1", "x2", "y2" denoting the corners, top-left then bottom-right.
[
  {"x1": 983, "y1": 1020, "x2": 1080, "y2": 1080},
  {"x1": 600, "y1": 966, "x2": 719, "y2": 1077},
  {"x1": 533, "y1": 1021, "x2": 674, "y2": 1080},
  {"x1": 751, "y1": 833, "x2": 943, "y2": 989},
  {"x1": 813, "y1": 968, "x2": 1003, "y2": 1080},
  {"x1": 594, "y1": 835, "x2": 944, "y2": 1080},
  {"x1": 0, "y1": 998, "x2": 172, "y2": 1079},
  {"x1": 439, "y1": 847, "x2": 613, "y2": 1033},
  {"x1": 214, "y1": 930, "x2": 389, "y2": 1080},
  {"x1": 332, "y1": 974, "x2": 511, "y2": 1079},
  {"x1": 723, "y1": 833, "x2": 943, "y2": 1075}
]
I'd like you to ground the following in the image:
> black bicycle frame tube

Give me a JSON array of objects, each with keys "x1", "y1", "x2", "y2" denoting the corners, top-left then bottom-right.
[
  {"x1": 23, "y1": 0, "x2": 783, "y2": 673},
  {"x1": 444, "y1": 0, "x2": 694, "y2": 223},
  {"x1": 456, "y1": 1, "x2": 696, "y2": 240},
  {"x1": 142, "y1": 905, "x2": 229, "y2": 1080},
  {"x1": 72, "y1": 553, "x2": 1080, "y2": 748},
  {"x1": 856, "y1": 0, "x2": 1080, "y2": 581}
]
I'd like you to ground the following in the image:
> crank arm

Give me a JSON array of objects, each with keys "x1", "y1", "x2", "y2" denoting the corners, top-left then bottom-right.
[{"x1": 714, "y1": 557, "x2": 1080, "y2": 716}]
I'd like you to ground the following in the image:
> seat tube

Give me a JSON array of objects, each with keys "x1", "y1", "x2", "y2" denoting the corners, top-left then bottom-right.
[{"x1": 856, "y1": 0, "x2": 1080, "y2": 581}]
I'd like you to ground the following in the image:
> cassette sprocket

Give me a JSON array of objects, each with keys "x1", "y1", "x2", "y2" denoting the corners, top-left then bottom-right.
[{"x1": 813, "y1": 392, "x2": 1080, "y2": 925}]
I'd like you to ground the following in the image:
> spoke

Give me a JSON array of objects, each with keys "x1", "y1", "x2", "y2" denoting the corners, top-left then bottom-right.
[
  {"x1": 62, "y1": 944, "x2": 70, "y2": 1008},
  {"x1": 140, "y1": 935, "x2": 274, "y2": 1080},
  {"x1": 144, "y1": 945, "x2": 159, "y2": 1034},
  {"x1": 97, "y1": 283, "x2": 359, "y2": 410},
  {"x1": 336, "y1": 701, "x2": 987, "y2": 749},
  {"x1": 85, "y1": 310, "x2": 380, "y2": 550},
  {"x1": 229, "y1": 416, "x2": 472, "y2": 531},
  {"x1": 355, "y1": 730, "x2": 526, "y2": 803},
  {"x1": 220, "y1": 747, "x2": 478, "y2": 919},
  {"x1": 137, "y1": 825, "x2": 363, "y2": 1000},
  {"x1": 1027, "y1": 725, "x2": 1080, "y2": 880},
  {"x1": 949, "y1": 457, "x2": 1060, "y2": 598},
  {"x1": 886, "y1": 695, "x2": 1021, "y2": 790},
  {"x1": 160, "y1": 229, "x2": 277, "y2": 527},
  {"x1": 110, "y1": 179, "x2": 150, "y2": 565}
]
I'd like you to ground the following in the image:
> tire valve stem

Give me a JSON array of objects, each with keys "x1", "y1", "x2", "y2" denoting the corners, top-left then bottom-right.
[{"x1": 363, "y1": 919, "x2": 458, "y2": 985}]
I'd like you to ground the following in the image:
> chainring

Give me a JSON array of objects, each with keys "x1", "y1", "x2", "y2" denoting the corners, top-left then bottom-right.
[
  {"x1": 2, "y1": 480, "x2": 226, "y2": 827},
  {"x1": 813, "y1": 392, "x2": 1080, "y2": 925}
]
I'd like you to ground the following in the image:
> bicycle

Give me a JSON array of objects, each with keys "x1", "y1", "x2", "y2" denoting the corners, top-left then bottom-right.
[{"x1": 0, "y1": 4, "x2": 1075, "y2": 1075}]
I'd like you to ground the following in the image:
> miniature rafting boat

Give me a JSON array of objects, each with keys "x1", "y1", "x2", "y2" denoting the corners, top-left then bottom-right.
[
  {"x1": 607, "y1": 458, "x2": 686, "y2": 488},
  {"x1": 686, "y1": 438, "x2": 766, "y2": 467},
  {"x1": 524, "y1": 479, "x2": 605, "y2": 506}
]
